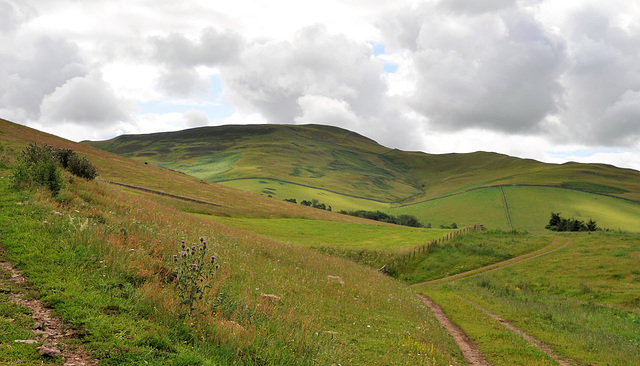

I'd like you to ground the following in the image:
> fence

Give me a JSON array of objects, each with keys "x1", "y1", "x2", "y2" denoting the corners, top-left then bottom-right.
[{"x1": 382, "y1": 224, "x2": 484, "y2": 273}]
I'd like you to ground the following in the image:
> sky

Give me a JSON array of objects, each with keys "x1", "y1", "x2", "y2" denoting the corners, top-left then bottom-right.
[{"x1": 1, "y1": 0, "x2": 640, "y2": 170}]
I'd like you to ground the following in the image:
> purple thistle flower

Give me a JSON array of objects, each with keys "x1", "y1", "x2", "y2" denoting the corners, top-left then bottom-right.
[
  {"x1": 192, "y1": 245, "x2": 196, "y2": 250},
  {"x1": 210, "y1": 256, "x2": 216, "y2": 263},
  {"x1": 192, "y1": 263, "x2": 197, "y2": 267}
]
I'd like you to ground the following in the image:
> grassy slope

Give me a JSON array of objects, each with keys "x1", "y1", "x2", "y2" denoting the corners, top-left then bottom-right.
[
  {"x1": 388, "y1": 185, "x2": 640, "y2": 233},
  {"x1": 0, "y1": 119, "x2": 464, "y2": 364},
  {"x1": 84, "y1": 124, "x2": 640, "y2": 204},
  {"x1": 414, "y1": 232, "x2": 640, "y2": 365},
  {"x1": 83, "y1": 123, "x2": 640, "y2": 234}
]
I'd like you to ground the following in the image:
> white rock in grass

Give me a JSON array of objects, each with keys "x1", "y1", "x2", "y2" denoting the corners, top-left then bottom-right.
[{"x1": 327, "y1": 275, "x2": 344, "y2": 285}]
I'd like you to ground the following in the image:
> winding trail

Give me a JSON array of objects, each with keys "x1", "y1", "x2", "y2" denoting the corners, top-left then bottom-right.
[
  {"x1": 411, "y1": 238, "x2": 571, "y2": 287},
  {"x1": 414, "y1": 237, "x2": 573, "y2": 365},
  {"x1": 0, "y1": 261, "x2": 98, "y2": 366}
]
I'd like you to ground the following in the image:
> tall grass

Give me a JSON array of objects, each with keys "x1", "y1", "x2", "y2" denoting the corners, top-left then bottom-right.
[{"x1": 0, "y1": 166, "x2": 463, "y2": 365}]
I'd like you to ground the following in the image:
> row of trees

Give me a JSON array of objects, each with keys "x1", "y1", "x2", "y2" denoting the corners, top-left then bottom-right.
[
  {"x1": 338, "y1": 210, "x2": 424, "y2": 228},
  {"x1": 284, "y1": 198, "x2": 332, "y2": 211},
  {"x1": 545, "y1": 212, "x2": 598, "y2": 232}
]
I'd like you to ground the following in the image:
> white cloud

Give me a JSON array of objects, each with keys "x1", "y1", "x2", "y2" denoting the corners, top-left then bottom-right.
[
  {"x1": 183, "y1": 109, "x2": 211, "y2": 128},
  {"x1": 0, "y1": 0, "x2": 639, "y2": 171},
  {"x1": 40, "y1": 73, "x2": 133, "y2": 126}
]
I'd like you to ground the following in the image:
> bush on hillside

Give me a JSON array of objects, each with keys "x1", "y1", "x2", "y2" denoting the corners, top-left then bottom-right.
[
  {"x1": 67, "y1": 153, "x2": 99, "y2": 180},
  {"x1": 12, "y1": 143, "x2": 64, "y2": 194},
  {"x1": 11, "y1": 143, "x2": 99, "y2": 194},
  {"x1": 545, "y1": 212, "x2": 598, "y2": 232}
]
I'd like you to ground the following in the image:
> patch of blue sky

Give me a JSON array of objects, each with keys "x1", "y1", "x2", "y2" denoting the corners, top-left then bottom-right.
[
  {"x1": 138, "y1": 75, "x2": 235, "y2": 121},
  {"x1": 384, "y1": 63, "x2": 399, "y2": 73},
  {"x1": 369, "y1": 41, "x2": 385, "y2": 56},
  {"x1": 368, "y1": 41, "x2": 399, "y2": 73}
]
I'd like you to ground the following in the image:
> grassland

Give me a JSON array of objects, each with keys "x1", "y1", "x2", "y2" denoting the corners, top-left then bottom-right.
[
  {"x1": 83, "y1": 122, "x2": 640, "y2": 235},
  {"x1": 0, "y1": 119, "x2": 465, "y2": 364},
  {"x1": 196, "y1": 215, "x2": 452, "y2": 268},
  {"x1": 414, "y1": 232, "x2": 640, "y2": 365},
  {"x1": 218, "y1": 178, "x2": 388, "y2": 212},
  {"x1": 84, "y1": 123, "x2": 640, "y2": 205},
  {"x1": 504, "y1": 185, "x2": 640, "y2": 232}
]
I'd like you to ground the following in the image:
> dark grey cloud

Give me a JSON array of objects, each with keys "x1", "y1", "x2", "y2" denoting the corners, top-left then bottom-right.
[
  {"x1": 0, "y1": 36, "x2": 87, "y2": 120},
  {"x1": 393, "y1": 5, "x2": 567, "y2": 133},
  {"x1": 40, "y1": 73, "x2": 132, "y2": 125}
]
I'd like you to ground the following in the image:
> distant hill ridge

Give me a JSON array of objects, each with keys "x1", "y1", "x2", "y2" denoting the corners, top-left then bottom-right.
[{"x1": 84, "y1": 124, "x2": 640, "y2": 204}]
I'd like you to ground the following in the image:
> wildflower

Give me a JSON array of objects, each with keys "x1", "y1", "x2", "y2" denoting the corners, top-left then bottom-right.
[
  {"x1": 211, "y1": 256, "x2": 216, "y2": 262},
  {"x1": 192, "y1": 245, "x2": 196, "y2": 250},
  {"x1": 192, "y1": 263, "x2": 197, "y2": 267},
  {"x1": 173, "y1": 254, "x2": 178, "y2": 261}
]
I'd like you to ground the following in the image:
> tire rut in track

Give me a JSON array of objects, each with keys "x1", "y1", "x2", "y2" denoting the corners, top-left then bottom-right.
[{"x1": 416, "y1": 293, "x2": 489, "y2": 366}]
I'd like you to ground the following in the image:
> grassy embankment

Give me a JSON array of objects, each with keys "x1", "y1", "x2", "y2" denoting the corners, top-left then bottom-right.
[
  {"x1": 0, "y1": 125, "x2": 464, "y2": 364},
  {"x1": 413, "y1": 232, "x2": 640, "y2": 365}
]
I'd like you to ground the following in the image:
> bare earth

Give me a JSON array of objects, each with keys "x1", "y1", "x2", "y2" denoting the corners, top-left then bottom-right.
[
  {"x1": 415, "y1": 238, "x2": 575, "y2": 366},
  {"x1": 0, "y1": 261, "x2": 98, "y2": 366}
]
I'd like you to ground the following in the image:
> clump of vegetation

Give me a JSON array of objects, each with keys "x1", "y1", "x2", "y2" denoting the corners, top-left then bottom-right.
[
  {"x1": 172, "y1": 237, "x2": 218, "y2": 317},
  {"x1": 339, "y1": 209, "x2": 424, "y2": 228},
  {"x1": 545, "y1": 212, "x2": 598, "y2": 232},
  {"x1": 299, "y1": 198, "x2": 332, "y2": 211},
  {"x1": 11, "y1": 143, "x2": 99, "y2": 195},
  {"x1": 439, "y1": 222, "x2": 458, "y2": 229},
  {"x1": 12, "y1": 143, "x2": 65, "y2": 194}
]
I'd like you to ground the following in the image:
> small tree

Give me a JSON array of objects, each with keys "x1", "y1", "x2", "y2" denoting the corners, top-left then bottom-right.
[{"x1": 586, "y1": 219, "x2": 598, "y2": 232}]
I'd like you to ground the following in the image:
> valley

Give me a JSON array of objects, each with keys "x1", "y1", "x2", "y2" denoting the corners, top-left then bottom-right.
[{"x1": 1, "y1": 118, "x2": 639, "y2": 365}]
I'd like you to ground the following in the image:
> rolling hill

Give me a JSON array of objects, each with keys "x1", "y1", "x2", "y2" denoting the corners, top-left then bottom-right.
[
  {"x1": 84, "y1": 123, "x2": 640, "y2": 232},
  {"x1": 2, "y1": 118, "x2": 639, "y2": 365}
]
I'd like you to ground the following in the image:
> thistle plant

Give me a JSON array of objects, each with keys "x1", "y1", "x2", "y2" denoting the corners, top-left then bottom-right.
[{"x1": 172, "y1": 237, "x2": 218, "y2": 317}]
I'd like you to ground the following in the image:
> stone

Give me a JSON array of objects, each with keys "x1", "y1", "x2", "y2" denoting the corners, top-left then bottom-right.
[{"x1": 37, "y1": 344, "x2": 62, "y2": 357}]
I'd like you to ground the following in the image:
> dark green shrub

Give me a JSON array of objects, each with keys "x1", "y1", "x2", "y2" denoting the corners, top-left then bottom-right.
[
  {"x1": 11, "y1": 143, "x2": 64, "y2": 194},
  {"x1": 67, "y1": 153, "x2": 99, "y2": 180}
]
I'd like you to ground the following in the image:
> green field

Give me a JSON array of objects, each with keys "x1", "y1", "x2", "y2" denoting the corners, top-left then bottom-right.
[
  {"x1": 218, "y1": 178, "x2": 388, "y2": 212},
  {"x1": 414, "y1": 231, "x2": 640, "y2": 365},
  {"x1": 389, "y1": 187, "x2": 510, "y2": 230},
  {"x1": 504, "y1": 185, "x2": 640, "y2": 232}
]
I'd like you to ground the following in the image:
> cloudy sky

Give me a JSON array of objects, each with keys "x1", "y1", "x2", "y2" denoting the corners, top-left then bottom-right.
[{"x1": 2, "y1": 0, "x2": 640, "y2": 170}]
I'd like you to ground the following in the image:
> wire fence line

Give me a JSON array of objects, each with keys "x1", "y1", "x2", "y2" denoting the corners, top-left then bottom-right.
[{"x1": 382, "y1": 224, "x2": 485, "y2": 273}]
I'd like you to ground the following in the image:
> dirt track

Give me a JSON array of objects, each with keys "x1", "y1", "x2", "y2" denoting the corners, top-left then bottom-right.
[
  {"x1": 415, "y1": 238, "x2": 574, "y2": 365},
  {"x1": 417, "y1": 293, "x2": 489, "y2": 365},
  {"x1": 1, "y1": 261, "x2": 98, "y2": 366}
]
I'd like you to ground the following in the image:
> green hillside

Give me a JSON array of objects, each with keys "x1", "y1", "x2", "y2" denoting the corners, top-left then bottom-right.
[
  {"x1": 85, "y1": 124, "x2": 640, "y2": 233},
  {"x1": 0, "y1": 118, "x2": 465, "y2": 364}
]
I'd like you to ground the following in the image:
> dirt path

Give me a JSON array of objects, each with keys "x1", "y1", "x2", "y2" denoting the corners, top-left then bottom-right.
[
  {"x1": 417, "y1": 293, "x2": 489, "y2": 365},
  {"x1": 0, "y1": 261, "x2": 98, "y2": 366},
  {"x1": 457, "y1": 295, "x2": 573, "y2": 366},
  {"x1": 411, "y1": 238, "x2": 571, "y2": 287},
  {"x1": 413, "y1": 238, "x2": 574, "y2": 366}
]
